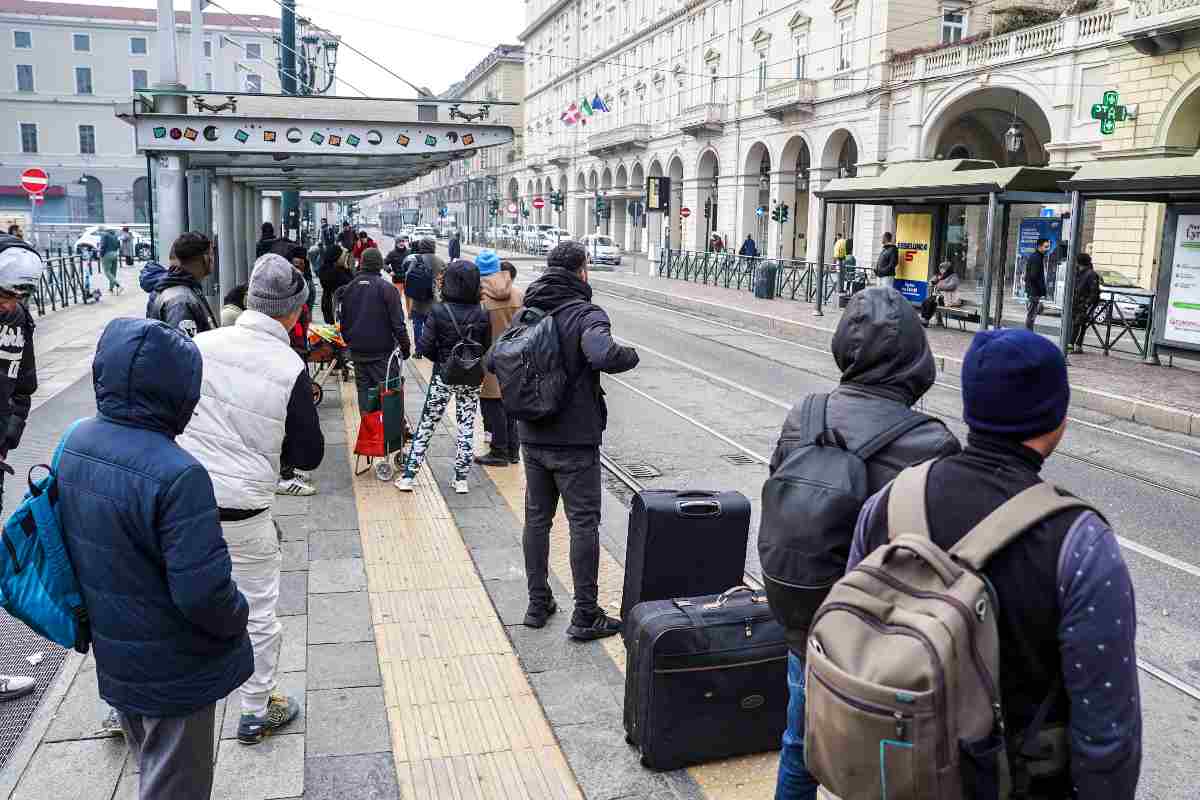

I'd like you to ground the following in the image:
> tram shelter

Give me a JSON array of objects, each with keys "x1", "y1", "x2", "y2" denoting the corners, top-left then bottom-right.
[
  {"x1": 813, "y1": 159, "x2": 1074, "y2": 328},
  {"x1": 116, "y1": 89, "x2": 514, "y2": 302}
]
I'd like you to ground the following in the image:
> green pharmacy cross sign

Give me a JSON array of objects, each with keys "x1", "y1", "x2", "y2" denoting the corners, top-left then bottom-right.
[{"x1": 1091, "y1": 91, "x2": 1129, "y2": 135}]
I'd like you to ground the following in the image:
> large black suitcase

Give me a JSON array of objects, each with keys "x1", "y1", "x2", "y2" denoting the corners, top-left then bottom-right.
[
  {"x1": 620, "y1": 489, "x2": 750, "y2": 624},
  {"x1": 623, "y1": 586, "x2": 788, "y2": 770}
]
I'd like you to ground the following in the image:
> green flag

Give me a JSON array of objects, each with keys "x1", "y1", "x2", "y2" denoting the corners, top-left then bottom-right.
[{"x1": 580, "y1": 98, "x2": 594, "y2": 115}]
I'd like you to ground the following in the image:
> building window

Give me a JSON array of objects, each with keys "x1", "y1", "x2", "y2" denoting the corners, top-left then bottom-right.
[
  {"x1": 73, "y1": 33, "x2": 90, "y2": 52},
  {"x1": 13, "y1": 30, "x2": 31, "y2": 49},
  {"x1": 20, "y1": 123, "x2": 37, "y2": 154},
  {"x1": 76, "y1": 66, "x2": 93, "y2": 94},
  {"x1": 245, "y1": 42, "x2": 262, "y2": 60},
  {"x1": 79, "y1": 124, "x2": 96, "y2": 154},
  {"x1": 244, "y1": 73, "x2": 262, "y2": 93},
  {"x1": 757, "y1": 53, "x2": 767, "y2": 93},
  {"x1": 837, "y1": 16, "x2": 853, "y2": 72},
  {"x1": 130, "y1": 36, "x2": 148, "y2": 55},
  {"x1": 794, "y1": 33, "x2": 808, "y2": 79},
  {"x1": 204, "y1": 72, "x2": 213, "y2": 90},
  {"x1": 132, "y1": 69, "x2": 148, "y2": 91},
  {"x1": 203, "y1": 39, "x2": 212, "y2": 58},
  {"x1": 941, "y1": 6, "x2": 967, "y2": 44},
  {"x1": 16, "y1": 64, "x2": 34, "y2": 92}
]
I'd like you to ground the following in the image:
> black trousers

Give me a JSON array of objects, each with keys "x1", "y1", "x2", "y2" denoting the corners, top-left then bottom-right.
[
  {"x1": 1025, "y1": 296, "x2": 1043, "y2": 331},
  {"x1": 480, "y1": 397, "x2": 519, "y2": 456},
  {"x1": 522, "y1": 445, "x2": 601, "y2": 622},
  {"x1": 353, "y1": 357, "x2": 389, "y2": 415},
  {"x1": 320, "y1": 284, "x2": 336, "y2": 324},
  {"x1": 1071, "y1": 305, "x2": 1097, "y2": 349}
]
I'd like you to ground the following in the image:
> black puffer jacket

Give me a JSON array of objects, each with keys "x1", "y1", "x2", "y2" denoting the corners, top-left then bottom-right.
[
  {"x1": 417, "y1": 262, "x2": 490, "y2": 381},
  {"x1": 146, "y1": 270, "x2": 218, "y2": 338},
  {"x1": 513, "y1": 268, "x2": 639, "y2": 447},
  {"x1": 339, "y1": 268, "x2": 411, "y2": 361}
]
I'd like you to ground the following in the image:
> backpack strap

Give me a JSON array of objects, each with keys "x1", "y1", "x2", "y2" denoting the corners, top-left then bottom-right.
[
  {"x1": 948, "y1": 482, "x2": 1097, "y2": 571},
  {"x1": 886, "y1": 460, "x2": 935, "y2": 541},
  {"x1": 854, "y1": 412, "x2": 938, "y2": 461},
  {"x1": 800, "y1": 393, "x2": 829, "y2": 446}
]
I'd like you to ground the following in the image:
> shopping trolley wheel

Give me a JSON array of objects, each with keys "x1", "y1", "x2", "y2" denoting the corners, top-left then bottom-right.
[
  {"x1": 311, "y1": 381, "x2": 324, "y2": 406},
  {"x1": 342, "y1": 368, "x2": 352, "y2": 383},
  {"x1": 374, "y1": 460, "x2": 395, "y2": 482},
  {"x1": 393, "y1": 452, "x2": 406, "y2": 470}
]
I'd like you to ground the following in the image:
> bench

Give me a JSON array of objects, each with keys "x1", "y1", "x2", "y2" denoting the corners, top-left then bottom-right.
[{"x1": 936, "y1": 302, "x2": 981, "y2": 331}]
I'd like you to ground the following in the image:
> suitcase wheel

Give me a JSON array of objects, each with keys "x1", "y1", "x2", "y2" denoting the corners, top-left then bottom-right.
[
  {"x1": 374, "y1": 460, "x2": 395, "y2": 481},
  {"x1": 625, "y1": 734, "x2": 634, "y2": 746},
  {"x1": 640, "y1": 755, "x2": 651, "y2": 768}
]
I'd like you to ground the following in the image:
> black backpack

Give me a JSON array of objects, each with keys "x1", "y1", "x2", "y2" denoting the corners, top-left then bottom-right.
[
  {"x1": 404, "y1": 255, "x2": 434, "y2": 302},
  {"x1": 490, "y1": 300, "x2": 584, "y2": 421},
  {"x1": 441, "y1": 305, "x2": 484, "y2": 387},
  {"x1": 758, "y1": 393, "x2": 934, "y2": 634}
]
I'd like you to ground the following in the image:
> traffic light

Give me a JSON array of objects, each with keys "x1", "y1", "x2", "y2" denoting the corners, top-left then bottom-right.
[
  {"x1": 780, "y1": 203, "x2": 790, "y2": 223},
  {"x1": 550, "y1": 190, "x2": 563, "y2": 211},
  {"x1": 770, "y1": 205, "x2": 780, "y2": 223},
  {"x1": 704, "y1": 197, "x2": 712, "y2": 219},
  {"x1": 596, "y1": 196, "x2": 607, "y2": 214},
  {"x1": 521, "y1": 202, "x2": 530, "y2": 218},
  {"x1": 488, "y1": 197, "x2": 499, "y2": 216}
]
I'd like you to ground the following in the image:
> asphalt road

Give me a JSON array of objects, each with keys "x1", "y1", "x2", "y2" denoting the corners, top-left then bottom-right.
[{"x1": 382, "y1": 230, "x2": 1200, "y2": 799}]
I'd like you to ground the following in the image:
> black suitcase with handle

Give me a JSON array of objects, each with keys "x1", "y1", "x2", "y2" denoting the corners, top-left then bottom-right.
[
  {"x1": 620, "y1": 489, "x2": 750, "y2": 626},
  {"x1": 623, "y1": 586, "x2": 788, "y2": 770}
]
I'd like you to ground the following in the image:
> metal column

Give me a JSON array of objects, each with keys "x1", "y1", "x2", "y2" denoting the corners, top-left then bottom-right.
[
  {"x1": 1059, "y1": 190, "x2": 1085, "y2": 358},
  {"x1": 189, "y1": 0, "x2": 205, "y2": 90},
  {"x1": 245, "y1": 187, "x2": 258, "y2": 271},
  {"x1": 993, "y1": 204, "x2": 1012, "y2": 331},
  {"x1": 233, "y1": 184, "x2": 248, "y2": 284},
  {"x1": 979, "y1": 192, "x2": 1000, "y2": 330},
  {"x1": 216, "y1": 175, "x2": 236, "y2": 310},
  {"x1": 186, "y1": 169, "x2": 216, "y2": 302},
  {"x1": 814, "y1": 197, "x2": 828, "y2": 316}
]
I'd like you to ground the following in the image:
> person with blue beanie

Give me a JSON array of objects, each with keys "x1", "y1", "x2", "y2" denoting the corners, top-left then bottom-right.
[
  {"x1": 476, "y1": 251, "x2": 523, "y2": 466},
  {"x1": 849, "y1": 328, "x2": 1142, "y2": 800}
]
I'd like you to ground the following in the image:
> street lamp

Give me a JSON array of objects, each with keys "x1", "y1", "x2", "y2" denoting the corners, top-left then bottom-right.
[{"x1": 1005, "y1": 90, "x2": 1024, "y2": 158}]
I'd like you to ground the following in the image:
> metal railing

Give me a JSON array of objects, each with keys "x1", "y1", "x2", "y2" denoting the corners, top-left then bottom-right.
[
  {"x1": 30, "y1": 248, "x2": 99, "y2": 317},
  {"x1": 1080, "y1": 287, "x2": 1157, "y2": 362},
  {"x1": 658, "y1": 250, "x2": 843, "y2": 304}
]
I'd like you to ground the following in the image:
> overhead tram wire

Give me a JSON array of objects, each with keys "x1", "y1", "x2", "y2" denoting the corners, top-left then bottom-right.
[{"x1": 205, "y1": 0, "x2": 371, "y2": 97}]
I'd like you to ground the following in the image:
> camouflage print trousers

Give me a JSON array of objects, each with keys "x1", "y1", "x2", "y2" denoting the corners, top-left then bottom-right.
[{"x1": 402, "y1": 374, "x2": 480, "y2": 482}]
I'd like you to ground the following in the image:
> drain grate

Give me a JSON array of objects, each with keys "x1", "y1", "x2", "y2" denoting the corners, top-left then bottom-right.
[
  {"x1": 623, "y1": 463, "x2": 662, "y2": 479},
  {"x1": 0, "y1": 611, "x2": 69, "y2": 770},
  {"x1": 723, "y1": 453, "x2": 758, "y2": 466}
]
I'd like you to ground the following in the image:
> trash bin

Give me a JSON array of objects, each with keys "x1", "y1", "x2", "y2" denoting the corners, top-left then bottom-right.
[{"x1": 754, "y1": 262, "x2": 777, "y2": 300}]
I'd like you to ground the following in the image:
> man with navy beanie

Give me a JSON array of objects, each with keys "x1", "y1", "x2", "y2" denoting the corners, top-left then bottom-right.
[{"x1": 848, "y1": 329, "x2": 1142, "y2": 799}]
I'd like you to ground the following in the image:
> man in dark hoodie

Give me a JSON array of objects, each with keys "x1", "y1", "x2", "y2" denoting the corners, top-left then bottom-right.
[
  {"x1": 255, "y1": 221, "x2": 292, "y2": 259},
  {"x1": 767, "y1": 287, "x2": 959, "y2": 799},
  {"x1": 339, "y1": 247, "x2": 412, "y2": 413},
  {"x1": 147, "y1": 232, "x2": 218, "y2": 338},
  {"x1": 504, "y1": 240, "x2": 639, "y2": 640},
  {"x1": 874, "y1": 232, "x2": 898, "y2": 288}
]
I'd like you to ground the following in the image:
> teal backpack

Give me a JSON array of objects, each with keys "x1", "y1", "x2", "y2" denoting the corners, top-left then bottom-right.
[{"x1": 0, "y1": 420, "x2": 91, "y2": 653}]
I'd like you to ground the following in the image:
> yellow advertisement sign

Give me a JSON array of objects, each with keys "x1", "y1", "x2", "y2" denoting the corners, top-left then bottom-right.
[{"x1": 894, "y1": 212, "x2": 933, "y2": 303}]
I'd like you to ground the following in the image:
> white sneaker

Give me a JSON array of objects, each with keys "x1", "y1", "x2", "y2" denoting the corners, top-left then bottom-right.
[
  {"x1": 0, "y1": 674, "x2": 34, "y2": 702},
  {"x1": 276, "y1": 476, "x2": 317, "y2": 497},
  {"x1": 97, "y1": 705, "x2": 124, "y2": 737},
  {"x1": 394, "y1": 476, "x2": 414, "y2": 492},
  {"x1": 453, "y1": 480, "x2": 469, "y2": 494}
]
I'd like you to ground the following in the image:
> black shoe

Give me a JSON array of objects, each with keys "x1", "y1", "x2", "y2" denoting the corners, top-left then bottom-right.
[
  {"x1": 523, "y1": 598, "x2": 558, "y2": 628},
  {"x1": 508, "y1": 450, "x2": 521, "y2": 464},
  {"x1": 567, "y1": 612, "x2": 622, "y2": 641},
  {"x1": 474, "y1": 450, "x2": 510, "y2": 466}
]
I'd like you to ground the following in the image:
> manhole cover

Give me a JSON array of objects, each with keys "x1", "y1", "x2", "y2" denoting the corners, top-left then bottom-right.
[
  {"x1": 623, "y1": 464, "x2": 661, "y2": 479},
  {"x1": 723, "y1": 453, "x2": 758, "y2": 466}
]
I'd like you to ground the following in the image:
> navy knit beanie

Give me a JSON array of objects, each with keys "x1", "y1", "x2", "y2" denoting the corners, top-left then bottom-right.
[{"x1": 962, "y1": 329, "x2": 1069, "y2": 440}]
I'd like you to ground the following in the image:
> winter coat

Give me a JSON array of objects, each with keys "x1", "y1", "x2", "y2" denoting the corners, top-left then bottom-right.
[
  {"x1": 57, "y1": 318, "x2": 252, "y2": 717},
  {"x1": 479, "y1": 271, "x2": 524, "y2": 399},
  {"x1": 417, "y1": 262, "x2": 491, "y2": 381},
  {"x1": 384, "y1": 245, "x2": 408, "y2": 274},
  {"x1": 739, "y1": 238, "x2": 758, "y2": 257},
  {"x1": 99, "y1": 229, "x2": 120, "y2": 257},
  {"x1": 351, "y1": 237, "x2": 377, "y2": 262},
  {"x1": 448, "y1": 237, "x2": 461, "y2": 260},
  {"x1": 874, "y1": 243, "x2": 898, "y2": 277},
  {"x1": 139, "y1": 261, "x2": 167, "y2": 316},
  {"x1": 339, "y1": 268, "x2": 412, "y2": 362},
  {"x1": 147, "y1": 269, "x2": 218, "y2": 338},
  {"x1": 849, "y1": 434, "x2": 1142, "y2": 799},
  {"x1": 339, "y1": 228, "x2": 355, "y2": 252},
  {"x1": 506, "y1": 267, "x2": 638, "y2": 448},
  {"x1": 255, "y1": 236, "x2": 293, "y2": 260},
  {"x1": 1073, "y1": 263, "x2": 1102, "y2": 320},
  {"x1": 404, "y1": 253, "x2": 447, "y2": 317},
  {"x1": 1025, "y1": 249, "x2": 1048, "y2": 298},
  {"x1": 118, "y1": 231, "x2": 134, "y2": 258},
  {"x1": 0, "y1": 302, "x2": 36, "y2": 454}
]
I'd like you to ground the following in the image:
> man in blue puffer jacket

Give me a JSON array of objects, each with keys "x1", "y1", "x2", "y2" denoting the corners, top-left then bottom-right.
[{"x1": 57, "y1": 317, "x2": 251, "y2": 800}]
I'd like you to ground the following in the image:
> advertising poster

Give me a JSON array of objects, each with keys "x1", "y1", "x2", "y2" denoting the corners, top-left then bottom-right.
[
  {"x1": 894, "y1": 212, "x2": 933, "y2": 303},
  {"x1": 1013, "y1": 217, "x2": 1063, "y2": 305},
  {"x1": 1165, "y1": 213, "x2": 1200, "y2": 347}
]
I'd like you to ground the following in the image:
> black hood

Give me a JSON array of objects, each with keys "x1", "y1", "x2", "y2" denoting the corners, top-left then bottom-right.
[
  {"x1": 261, "y1": 222, "x2": 275, "y2": 239},
  {"x1": 157, "y1": 268, "x2": 203, "y2": 292},
  {"x1": 832, "y1": 287, "x2": 935, "y2": 406},
  {"x1": 523, "y1": 267, "x2": 592, "y2": 311},
  {"x1": 442, "y1": 260, "x2": 480, "y2": 303}
]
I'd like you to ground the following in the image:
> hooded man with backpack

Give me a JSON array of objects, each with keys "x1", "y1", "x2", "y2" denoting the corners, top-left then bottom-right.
[
  {"x1": 147, "y1": 232, "x2": 218, "y2": 338},
  {"x1": 403, "y1": 237, "x2": 445, "y2": 349},
  {"x1": 491, "y1": 240, "x2": 639, "y2": 640},
  {"x1": 841, "y1": 329, "x2": 1141, "y2": 800},
  {"x1": 760, "y1": 287, "x2": 959, "y2": 799}
]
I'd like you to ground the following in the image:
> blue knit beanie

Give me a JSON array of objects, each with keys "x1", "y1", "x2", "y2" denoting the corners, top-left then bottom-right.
[
  {"x1": 476, "y1": 249, "x2": 500, "y2": 276},
  {"x1": 962, "y1": 329, "x2": 1069, "y2": 440}
]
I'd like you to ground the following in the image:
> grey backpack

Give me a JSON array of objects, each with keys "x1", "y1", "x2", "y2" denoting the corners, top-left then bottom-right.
[{"x1": 805, "y1": 460, "x2": 1098, "y2": 800}]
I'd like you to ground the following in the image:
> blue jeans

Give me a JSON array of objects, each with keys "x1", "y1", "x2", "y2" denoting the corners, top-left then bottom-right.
[{"x1": 775, "y1": 652, "x2": 820, "y2": 800}]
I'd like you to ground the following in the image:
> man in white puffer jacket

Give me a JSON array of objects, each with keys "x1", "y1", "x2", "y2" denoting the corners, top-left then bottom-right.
[{"x1": 177, "y1": 253, "x2": 324, "y2": 744}]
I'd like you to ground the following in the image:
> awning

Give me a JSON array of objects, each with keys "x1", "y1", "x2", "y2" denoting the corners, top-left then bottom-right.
[
  {"x1": 817, "y1": 159, "x2": 1075, "y2": 205},
  {"x1": 1061, "y1": 154, "x2": 1200, "y2": 201}
]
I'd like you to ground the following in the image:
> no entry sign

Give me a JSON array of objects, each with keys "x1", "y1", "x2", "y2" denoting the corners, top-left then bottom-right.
[
  {"x1": 19, "y1": 168, "x2": 48, "y2": 196},
  {"x1": 680, "y1": 207, "x2": 692, "y2": 218},
  {"x1": 532, "y1": 197, "x2": 545, "y2": 210}
]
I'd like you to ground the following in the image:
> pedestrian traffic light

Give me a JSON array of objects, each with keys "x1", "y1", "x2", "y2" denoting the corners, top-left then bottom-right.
[
  {"x1": 596, "y1": 196, "x2": 607, "y2": 214},
  {"x1": 550, "y1": 190, "x2": 563, "y2": 211},
  {"x1": 521, "y1": 202, "x2": 530, "y2": 218},
  {"x1": 780, "y1": 203, "x2": 790, "y2": 223},
  {"x1": 488, "y1": 197, "x2": 499, "y2": 216},
  {"x1": 770, "y1": 205, "x2": 780, "y2": 223}
]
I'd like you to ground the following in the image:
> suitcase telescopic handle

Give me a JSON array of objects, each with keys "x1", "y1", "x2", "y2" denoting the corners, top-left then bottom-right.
[{"x1": 675, "y1": 499, "x2": 722, "y2": 517}]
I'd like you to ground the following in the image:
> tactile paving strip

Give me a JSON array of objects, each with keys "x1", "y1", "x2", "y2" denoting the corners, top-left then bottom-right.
[{"x1": 0, "y1": 611, "x2": 67, "y2": 770}]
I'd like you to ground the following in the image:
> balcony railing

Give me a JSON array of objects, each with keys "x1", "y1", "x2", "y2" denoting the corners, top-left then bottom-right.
[
  {"x1": 1121, "y1": 0, "x2": 1200, "y2": 44},
  {"x1": 890, "y1": 9, "x2": 1119, "y2": 84},
  {"x1": 762, "y1": 79, "x2": 816, "y2": 117},
  {"x1": 546, "y1": 143, "x2": 572, "y2": 165},
  {"x1": 586, "y1": 123, "x2": 651, "y2": 155},
  {"x1": 678, "y1": 102, "x2": 725, "y2": 135},
  {"x1": 525, "y1": 147, "x2": 545, "y2": 170}
]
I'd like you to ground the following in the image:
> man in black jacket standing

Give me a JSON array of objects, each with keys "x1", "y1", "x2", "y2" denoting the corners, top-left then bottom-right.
[
  {"x1": 517, "y1": 241, "x2": 639, "y2": 640},
  {"x1": 874, "y1": 232, "x2": 898, "y2": 289},
  {"x1": 767, "y1": 288, "x2": 959, "y2": 799},
  {"x1": 1025, "y1": 237, "x2": 1051, "y2": 330},
  {"x1": 339, "y1": 247, "x2": 411, "y2": 413},
  {"x1": 148, "y1": 232, "x2": 218, "y2": 338}
]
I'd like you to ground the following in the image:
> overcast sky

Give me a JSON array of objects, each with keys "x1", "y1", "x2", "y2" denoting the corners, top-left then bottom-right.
[{"x1": 76, "y1": 0, "x2": 526, "y2": 97}]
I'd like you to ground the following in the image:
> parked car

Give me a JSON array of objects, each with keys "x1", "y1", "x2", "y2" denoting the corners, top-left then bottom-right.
[
  {"x1": 581, "y1": 234, "x2": 621, "y2": 267},
  {"x1": 412, "y1": 225, "x2": 436, "y2": 241},
  {"x1": 75, "y1": 225, "x2": 151, "y2": 260}
]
